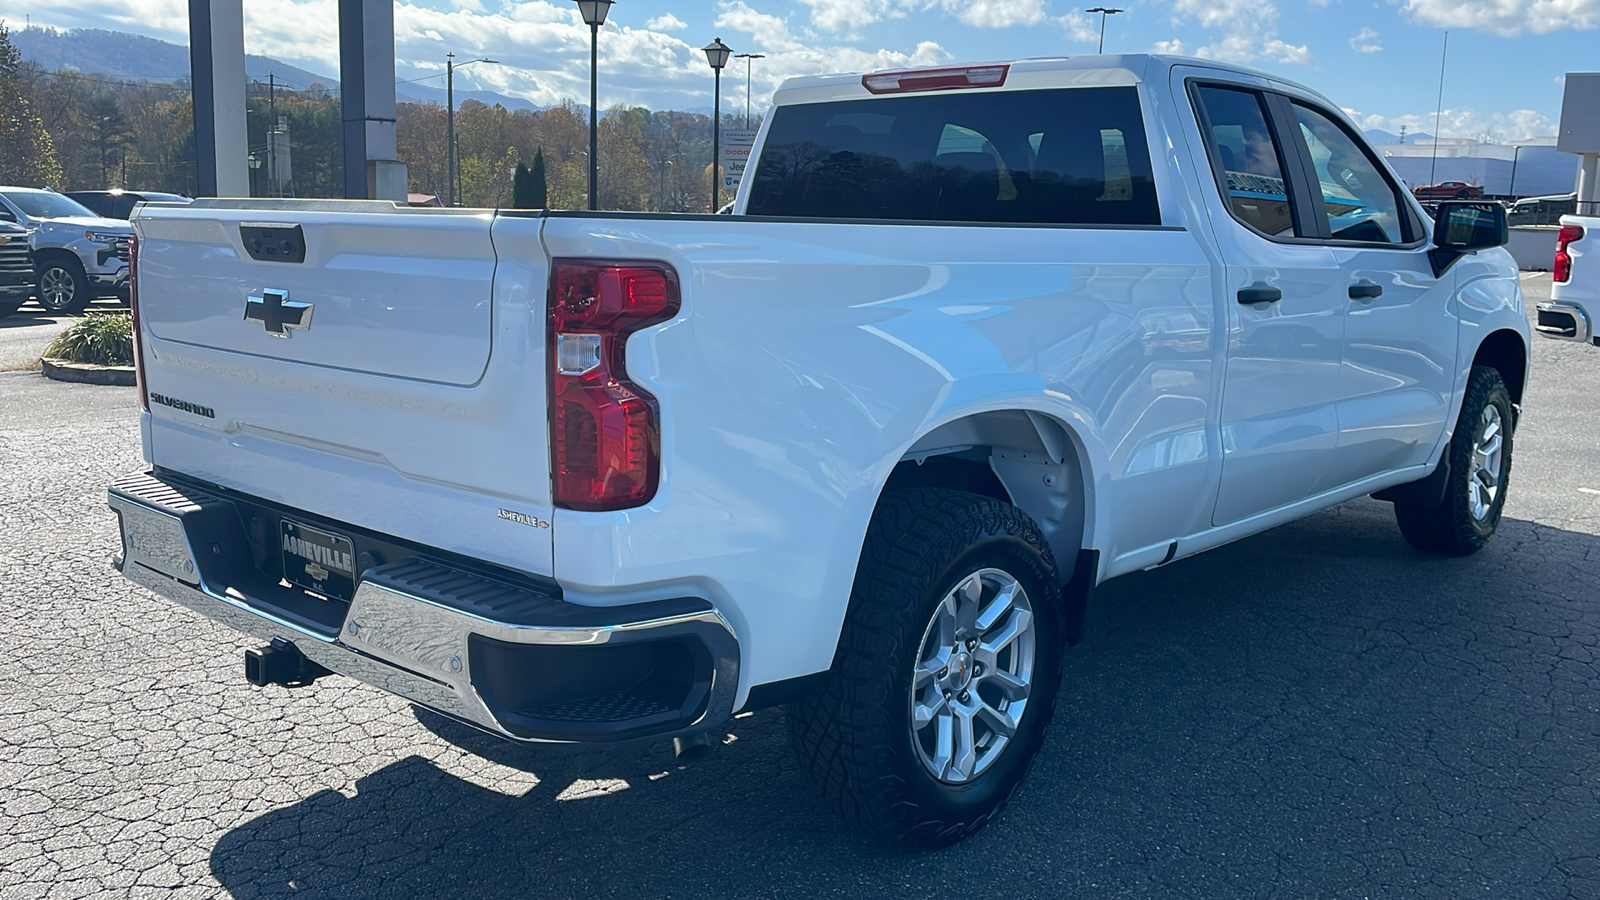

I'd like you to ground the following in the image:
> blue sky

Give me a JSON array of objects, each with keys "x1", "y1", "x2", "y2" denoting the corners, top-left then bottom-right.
[{"x1": 4, "y1": 0, "x2": 1596, "y2": 141}]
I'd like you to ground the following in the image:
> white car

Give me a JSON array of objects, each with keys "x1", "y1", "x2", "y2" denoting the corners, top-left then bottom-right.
[{"x1": 109, "y1": 55, "x2": 1528, "y2": 846}]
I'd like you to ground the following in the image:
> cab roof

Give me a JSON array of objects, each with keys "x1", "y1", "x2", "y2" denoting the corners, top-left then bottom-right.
[{"x1": 772, "y1": 54, "x2": 1295, "y2": 108}]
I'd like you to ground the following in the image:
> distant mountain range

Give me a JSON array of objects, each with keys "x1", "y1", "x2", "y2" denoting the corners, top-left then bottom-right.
[
  {"x1": 11, "y1": 27, "x2": 541, "y2": 112},
  {"x1": 1364, "y1": 129, "x2": 1435, "y2": 146}
]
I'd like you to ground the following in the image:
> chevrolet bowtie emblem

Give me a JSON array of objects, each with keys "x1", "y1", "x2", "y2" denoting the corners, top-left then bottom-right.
[
  {"x1": 245, "y1": 288, "x2": 313, "y2": 338},
  {"x1": 0, "y1": 235, "x2": 10, "y2": 244}
]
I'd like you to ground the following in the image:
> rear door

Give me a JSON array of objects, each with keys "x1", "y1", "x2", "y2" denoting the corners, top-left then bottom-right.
[
  {"x1": 1277, "y1": 99, "x2": 1456, "y2": 485},
  {"x1": 1179, "y1": 72, "x2": 1348, "y2": 526}
]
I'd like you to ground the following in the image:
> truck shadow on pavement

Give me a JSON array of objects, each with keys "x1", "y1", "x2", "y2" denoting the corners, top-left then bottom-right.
[{"x1": 209, "y1": 499, "x2": 1600, "y2": 899}]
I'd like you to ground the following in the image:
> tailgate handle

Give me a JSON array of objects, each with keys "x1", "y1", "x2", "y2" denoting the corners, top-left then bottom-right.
[{"x1": 240, "y1": 223, "x2": 306, "y2": 264}]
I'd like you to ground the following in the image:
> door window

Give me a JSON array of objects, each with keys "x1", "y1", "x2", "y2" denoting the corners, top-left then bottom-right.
[
  {"x1": 1192, "y1": 86, "x2": 1299, "y2": 238},
  {"x1": 1289, "y1": 103, "x2": 1412, "y2": 244}
]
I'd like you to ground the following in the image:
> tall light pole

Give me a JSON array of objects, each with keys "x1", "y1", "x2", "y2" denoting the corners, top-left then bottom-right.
[
  {"x1": 576, "y1": 0, "x2": 614, "y2": 210},
  {"x1": 704, "y1": 37, "x2": 732, "y2": 214},
  {"x1": 447, "y1": 54, "x2": 499, "y2": 206},
  {"x1": 734, "y1": 53, "x2": 765, "y2": 129},
  {"x1": 1085, "y1": 7, "x2": 1123, "y2": 53}
]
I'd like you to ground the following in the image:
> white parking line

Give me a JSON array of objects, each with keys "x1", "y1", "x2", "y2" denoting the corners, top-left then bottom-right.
[{"x1": 1580, "y1": 487, "x2": 1600, "y2": 495}]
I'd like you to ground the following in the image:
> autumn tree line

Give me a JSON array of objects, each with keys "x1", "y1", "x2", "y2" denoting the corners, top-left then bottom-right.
[{"x1": 0, "y1": 26, "x2": 750, "y2": 211}]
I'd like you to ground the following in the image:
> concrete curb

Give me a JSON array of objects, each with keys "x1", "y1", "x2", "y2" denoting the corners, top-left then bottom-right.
[{"x1": 40, "y1": 357, "x2": 136, "y2": 386}]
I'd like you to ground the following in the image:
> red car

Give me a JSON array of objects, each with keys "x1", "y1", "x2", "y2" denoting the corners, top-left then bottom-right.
[{"x1": 1413, "y1": 180, "x2": 1484, "y2": 200}]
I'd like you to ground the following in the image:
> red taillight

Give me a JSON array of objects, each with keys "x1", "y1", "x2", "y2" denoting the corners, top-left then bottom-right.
[
  {"x1": 1555, "y1": 224, "x2": 1583, "y2": 284},
  {"x1": 549, "y1": 259, "x2": 680, "y2": 511},
  {"x1": 128, "y1": 233, "x2": 148, "y2": 411},
  {"x1": 862, "y1": 64, "x2": 1009, "y2": 94}
]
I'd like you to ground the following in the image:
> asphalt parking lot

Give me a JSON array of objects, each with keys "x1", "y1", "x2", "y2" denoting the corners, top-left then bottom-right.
[{"x1": 1, "y1": 274, "x2": 1597, "y2": 898}]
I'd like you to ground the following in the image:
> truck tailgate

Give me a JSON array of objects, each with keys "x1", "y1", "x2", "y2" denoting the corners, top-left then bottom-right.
[{"x1": 132, "y1": 203, "x2": 555, "y2": 577}]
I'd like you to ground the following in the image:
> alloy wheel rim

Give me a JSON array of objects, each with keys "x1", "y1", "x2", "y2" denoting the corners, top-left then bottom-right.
[
  {"x1": 40, "y1": 268, "x2": 75, "y2": 309},
  {"x1": 910, "y1": 567, "x2": 1036, "y2": 784},
  {"x1": 1468, "y1": 404, "x2": 1504, "y2": 522}
]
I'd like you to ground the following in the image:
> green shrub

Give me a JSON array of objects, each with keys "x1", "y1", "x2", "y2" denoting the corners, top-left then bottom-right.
[{"x1": 44, "y1": 312, "x2": 134, "y2": 366}]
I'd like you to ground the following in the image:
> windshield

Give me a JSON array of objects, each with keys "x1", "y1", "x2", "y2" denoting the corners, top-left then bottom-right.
[{"x1": 2, "y1": 190, "x2": 99, "y2": 220}]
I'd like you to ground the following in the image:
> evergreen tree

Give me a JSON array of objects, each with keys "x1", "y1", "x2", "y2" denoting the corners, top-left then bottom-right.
[
  {"x1": 529, "y1": 148, "x2": 547, "y2": 208},
  {"x1": 511, "y1": 161, "x2": 534, "y2": 209},
  {"x1": 0, "y1": 25, "x2": 64, "y2": 187}
]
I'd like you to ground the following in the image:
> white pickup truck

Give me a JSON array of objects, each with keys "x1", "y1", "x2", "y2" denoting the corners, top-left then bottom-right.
[
  {"x1": 1539, "y1": 212, "x2": 1598, "y2": 346},
  {"x1": 110, "y1": 54, "x2": 1528, "y2": 846}
]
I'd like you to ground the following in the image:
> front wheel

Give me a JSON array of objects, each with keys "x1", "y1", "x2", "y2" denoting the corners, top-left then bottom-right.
[
  {"x1": 37, "y1": 259, "x2": 92, "y2": 314},
  {"x1": 1394, "y1": 366, "x2": 1514, "y2": 556},
  {"x1": 787, "y1": 488, "x2": 1065, "y2": 847}
]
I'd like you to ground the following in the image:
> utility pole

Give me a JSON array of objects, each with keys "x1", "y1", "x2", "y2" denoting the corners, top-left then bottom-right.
[
  {"x1": 1430, "y1": 31, "x2": 1449, "y2": 186},
  {"x1": 446, "y1": 53, "x2": 455, "y2": 207},
  {"x1": 1085, "y1": 7, "x2": 1123, "y2": 54},
  {"x1": 268, "y1": 73, "x2": 276, "y2": 197}
]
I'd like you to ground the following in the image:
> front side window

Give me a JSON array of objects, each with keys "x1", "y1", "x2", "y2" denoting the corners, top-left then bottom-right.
[
  {"x1": 746, "y1": 87, "x2": 1160, "y2": 226},
  {"x1": 1193, "y1": 86, "x2": 1297, "y2": 238},
  {"x1": 1290, "y1": 103, "x2": 1409, "y2": 244}
]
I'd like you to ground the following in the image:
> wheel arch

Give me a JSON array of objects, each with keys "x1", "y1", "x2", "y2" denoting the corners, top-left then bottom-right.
[
  {"x1": 32, "y1": 247, "x2": 83, "y2": 270},
  {"x1": 1472, "y1": 328, "x2": 1528, "y2": 408},
  {"x1": 880, "y1": 408, "x2": 1096, "y2": 591}
]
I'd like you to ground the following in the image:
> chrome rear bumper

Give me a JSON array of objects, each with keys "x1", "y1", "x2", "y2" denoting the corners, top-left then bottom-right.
[{"x1": 109, "y1": 471, "x2": 739, "y2": 743}]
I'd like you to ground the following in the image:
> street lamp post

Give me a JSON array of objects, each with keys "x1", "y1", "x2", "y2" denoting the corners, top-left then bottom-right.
[
  {"x1": 734, "y1": 53, "x2": 765, "y2": 129},
  {"x1": 447, "y1": 54, "x2": 500, "y2": 207},
  {"x1": 1085, "y1": 7, "x2": 1123, "y2": 53},
  {"x1": 703, "y1": 37, "x2": 732, "y2": 214},
  {"x1": 575, "y1": 0, "x2": 614, "y2": 211}
]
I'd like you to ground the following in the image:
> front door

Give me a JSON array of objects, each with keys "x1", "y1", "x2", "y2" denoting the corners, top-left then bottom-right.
[{"x1": 1278, "y1": 99, "x2": 1457, "y2": 487}]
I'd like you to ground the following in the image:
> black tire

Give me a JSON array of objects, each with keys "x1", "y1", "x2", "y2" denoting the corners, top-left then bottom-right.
[
  {"x1": 787, "y1": 488, "x2": 1065, "y2": 847},
  {"x1": 36, "y1": 257, "x2": 91, "y2": 314},
  {"x1": 1395, "y1": 366, "x2": 1514, "y2": 556}
]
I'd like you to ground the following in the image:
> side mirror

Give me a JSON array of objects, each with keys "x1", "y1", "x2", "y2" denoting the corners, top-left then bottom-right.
[{"x1": 1429, "y1": 201, "x2": 1508, "y2": 277}]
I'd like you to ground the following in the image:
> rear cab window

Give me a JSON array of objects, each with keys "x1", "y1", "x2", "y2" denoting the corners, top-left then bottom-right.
[{"x1": 746, "y1": 87, "x2": 1160, "y2": 226}]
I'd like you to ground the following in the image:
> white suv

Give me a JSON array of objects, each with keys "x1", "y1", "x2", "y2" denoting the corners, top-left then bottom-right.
[{"x1": 0, "y1": 187, "x2": 133, "y2": 313}]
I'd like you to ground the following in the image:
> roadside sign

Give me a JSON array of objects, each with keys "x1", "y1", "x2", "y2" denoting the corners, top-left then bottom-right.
[{"x1": 721, "y1": 129, "x2": 758, "y2": 191}]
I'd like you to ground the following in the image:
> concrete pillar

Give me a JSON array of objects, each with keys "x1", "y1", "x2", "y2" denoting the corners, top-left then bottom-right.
[
  {"x1": 1577, "y1": 153, "x2": 1600, "y2": 216},
  {"x1": 338, "y1": 0, "x2": 408, "y2": 201},
  {"x1": 187, "y1": 0, "x2": 248, "y2": 198}
]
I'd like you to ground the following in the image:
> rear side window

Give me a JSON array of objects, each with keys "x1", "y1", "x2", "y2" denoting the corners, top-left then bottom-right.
[
  {"x1": 746, "y1": 87, "x2": 1160, "y2": 226},
  {"x1": 1192, "y1": 86, "x2": 1298, "y2": 238}
]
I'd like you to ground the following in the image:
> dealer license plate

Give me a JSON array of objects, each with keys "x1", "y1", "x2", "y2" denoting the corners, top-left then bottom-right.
[{"x1": 280, "y1": 519, "x2": 356, "y2": 601}]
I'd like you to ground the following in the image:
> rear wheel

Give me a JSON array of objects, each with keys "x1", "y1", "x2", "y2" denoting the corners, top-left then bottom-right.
[
  {"x1": 37, "y1": 259, "x2": 91, "y2": 314},
  {"x1": 1394, "y1": 366, "x2": 1513, "y2": 556},
  {"x1": 787, "y1": 488, "x2": 1065, "y2": 847}
]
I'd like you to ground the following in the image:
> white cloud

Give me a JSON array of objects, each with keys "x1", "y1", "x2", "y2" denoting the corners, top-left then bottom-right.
[
  {"x1": 1151, "y1": 38, "x2": 1186, "y2": 54},
  {"x1": 798, "y1": 0, "x2": 895, "y2": 33},
  {"x1": 1167, "y1": 0, "x2": 1316, "y2": 67},
  {"x1": 1057, "y1": 10, "x2": 1101, "y2": 44},
  {"x1": 714, "y1": 1, "x2": 804, "y2": 52},
  {"x1": 939, "y1": 0, "x2": 1047, "y2": 28},
  {"x1": 1400, "y1": 0, "x2": 1600, "y2": 36},
  {"x1": 1348, "y1": 26, "x2": 1381, "y2": 53},
  {"x1": 1345, "y1": 106, "x2": 1560, "y2": 143},
  {"x1": 646, "y1": 14, "x2": 687, "y2": 31}
]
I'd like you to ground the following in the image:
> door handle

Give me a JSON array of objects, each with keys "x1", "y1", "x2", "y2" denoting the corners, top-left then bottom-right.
[
  {"x1": 1236, "y1": 284, "x2": 1283, "y2": 305},
  {"x1": 1348, "y1": 281, "x2": 1383, "y2": 301}
]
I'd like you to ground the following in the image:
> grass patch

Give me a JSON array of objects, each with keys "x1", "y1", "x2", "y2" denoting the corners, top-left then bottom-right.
[{"x1": 43, "y1": 312, "x2": 134, "y2": 366}]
